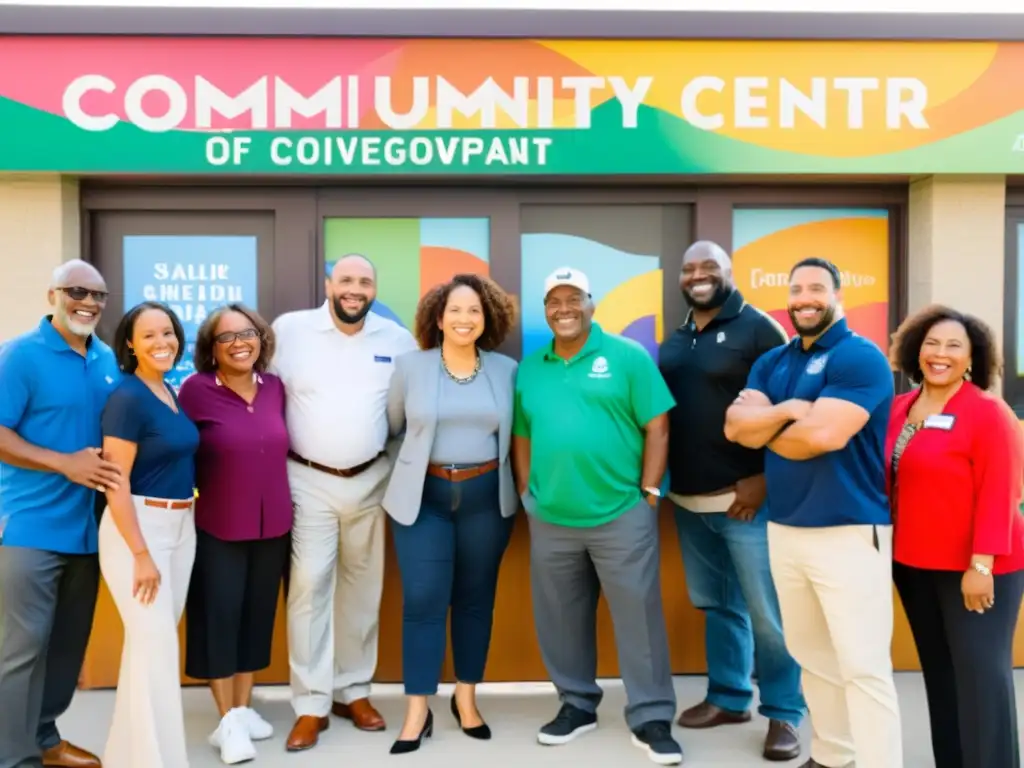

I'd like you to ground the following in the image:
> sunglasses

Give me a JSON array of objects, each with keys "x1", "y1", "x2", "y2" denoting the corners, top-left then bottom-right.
[
  {"x1": 214, "y1": 328, "x2": 259, "y2": 344},
  {"x1": 59, "y1": 286, "x2": 109, "y2": 303}
]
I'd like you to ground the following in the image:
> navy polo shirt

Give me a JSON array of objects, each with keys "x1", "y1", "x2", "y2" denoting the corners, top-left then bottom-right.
[
  {"x1": 101, "y1": 376, "x2": 199, "y2": 500},
  {"x1": 0, "y1": 317, "x2": 121, "y2": 554},
  {"x1": 745, "y1": 318, "x2": 894, "y2": 528}
]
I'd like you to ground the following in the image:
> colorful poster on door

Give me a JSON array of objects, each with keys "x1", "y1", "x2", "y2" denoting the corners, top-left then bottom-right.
[
  {"x1": 732, "y1": 208, "x2": 891, "y2": 351},
  {"x1": 122, "y1": 234, "x2": 258, "y2": 390},
  {"x1": 1018, "y1": 223, "x2": 1024, "y2": 376},
  {"x1": 323, "y1": 217, "x2": 490, "y2": 331}
]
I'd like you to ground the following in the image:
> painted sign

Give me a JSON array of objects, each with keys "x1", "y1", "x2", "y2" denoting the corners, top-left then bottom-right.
[
  {"x1": 1, "y1": 37, "x2": 1023, "y2": 174},
  {"x1": 732, "y1": 208, "x2": 891, "y2": 351},
  {"x1": 123, "y1": 234, "x2": 259, "y2": 389}
]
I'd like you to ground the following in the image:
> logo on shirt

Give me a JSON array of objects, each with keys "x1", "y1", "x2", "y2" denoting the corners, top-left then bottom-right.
[
  {"x1": 589, "y1": 356, "x2": 611, "y2": 379},
  {"x1": 716, "y1": 331, "x2": 726, "y2": 344},
  {"x1": 104, "y1": 375, "x2": 114, "y2": 384},
  {"x1": 373, "y1": 355, "x2": 392, "y2": 363},
  {"x1": 806, "y1": 354, "x2": 829, "y2": 375}
]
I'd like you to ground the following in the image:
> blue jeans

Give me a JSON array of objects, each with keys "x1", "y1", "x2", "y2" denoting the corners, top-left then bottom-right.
[
  {"x1": 673, "y1": 504, "x2": 805, "y2": 725},
  {"x1": 391, "y1": 469, "x2": 514, "y2": 696}
]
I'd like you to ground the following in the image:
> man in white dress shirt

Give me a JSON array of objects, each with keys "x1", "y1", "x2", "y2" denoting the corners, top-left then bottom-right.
[{"x1": 271, "y1": 254, "x2": 417, "y2": 751}]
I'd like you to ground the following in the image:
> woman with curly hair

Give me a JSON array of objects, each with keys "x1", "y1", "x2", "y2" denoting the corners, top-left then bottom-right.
[
  {"x1": 381, "y1": 273, "x2": 519, "y2": 754},
  {"x1": 886, "y1": 304, "x2": 1024, "y2": 768}
]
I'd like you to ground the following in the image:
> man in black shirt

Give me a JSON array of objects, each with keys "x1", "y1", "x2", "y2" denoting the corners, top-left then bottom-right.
[{"x1": 658, "y1": 241, "x2": 805, "y2": 762}]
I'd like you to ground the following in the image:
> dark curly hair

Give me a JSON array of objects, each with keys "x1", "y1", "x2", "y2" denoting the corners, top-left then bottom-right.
[
  {"x1": 413, "y1": 274, "x2": 517, "y2": 351},
  {"x1": 889, "y1": 304, "x2": 1001, "y2": 391},
  {"x1": 113, "y1": 301, "x2": 186, "y2": 374},
  {"x1": 193, "y1": 303, "x2": 275, "y2": 374}
]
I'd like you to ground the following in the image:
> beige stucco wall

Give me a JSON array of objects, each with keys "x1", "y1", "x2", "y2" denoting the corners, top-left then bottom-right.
[
  {"x1": 907, "y1": 175, "x2": 1007, "y2": 340},
  {"x1": 0, "y1": 174, "x2": 80, "y2": 343}
]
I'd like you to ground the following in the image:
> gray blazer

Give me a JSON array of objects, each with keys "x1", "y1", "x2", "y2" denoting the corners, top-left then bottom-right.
[{"x1": 382, "y1": 348, "x2": 519, "y2": 526}]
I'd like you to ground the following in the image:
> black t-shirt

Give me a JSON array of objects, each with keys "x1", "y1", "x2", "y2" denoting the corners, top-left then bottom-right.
[{"x1": 658, "y1": 290, "x2": 789, "y2": 495}]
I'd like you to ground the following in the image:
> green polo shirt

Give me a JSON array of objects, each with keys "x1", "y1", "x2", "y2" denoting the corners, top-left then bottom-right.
[{"x1": 513, "y1": 323, "x2": 675, "y2": 528}]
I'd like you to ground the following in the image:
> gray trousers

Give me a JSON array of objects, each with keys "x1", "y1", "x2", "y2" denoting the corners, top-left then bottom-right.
[
  {"x1": 527, "y1": 500, "x2": 677, "y2": 730},
  {"x1": 0, "y1": 547, "x2": 100, "y2": 768}
]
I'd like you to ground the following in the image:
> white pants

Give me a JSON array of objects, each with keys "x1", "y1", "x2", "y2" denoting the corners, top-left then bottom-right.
[
  {"x1": 98, "y1": 497, "x2": 196, "y2": 768},
  {"x1": 287, "y1": 459, "x2": 388, "y2": 717},
  {"x1": 768, "y1": 522, "x2": 903, "y2": 768}
]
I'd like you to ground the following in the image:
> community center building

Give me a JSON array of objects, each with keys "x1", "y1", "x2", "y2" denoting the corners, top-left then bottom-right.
[{"x1": 0, "y1": 5, "x2": 1022, "y2": 688}]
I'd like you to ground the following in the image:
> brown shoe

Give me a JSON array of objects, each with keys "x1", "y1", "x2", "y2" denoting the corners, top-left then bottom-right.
[
  {"x1": 41, "y1": 741, "x2": 101, "y2": 768},
  {"x1": 764, "y1": 719, "x2": 801, "y2": 761},
  {"x1": 286, "y1": 716, "x2": 329, "y2": 752},
  {"x1": 676, "y1": 701, "x2": 752, "y2": 729},
  {"x1": 332, "y1": 698, "x2": 386, "y2": 731}
]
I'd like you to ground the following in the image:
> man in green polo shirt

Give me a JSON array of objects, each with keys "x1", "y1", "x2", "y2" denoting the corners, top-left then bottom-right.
[{"x1": 512, "y1": 266, "x2": 681, "y2": 765}]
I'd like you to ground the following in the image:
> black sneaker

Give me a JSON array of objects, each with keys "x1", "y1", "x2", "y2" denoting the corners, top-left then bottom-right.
[
  {"x1": 631, "y1": 720, "x2": 683, "y2": 765},
  {"x1": 537, "y1": 703, "x2": 598, "y2": 745}
]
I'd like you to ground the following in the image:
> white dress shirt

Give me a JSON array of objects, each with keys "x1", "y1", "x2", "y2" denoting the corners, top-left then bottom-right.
[{"x1": 270, "y1": 303, "x2": 417, "y2": 469}]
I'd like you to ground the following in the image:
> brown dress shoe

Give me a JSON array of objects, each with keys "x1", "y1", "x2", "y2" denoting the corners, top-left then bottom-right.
[
  {"x1": 676, "y1": 701, "x2": 752, "y2": 729},
  {"x1": 764, "y1": 719, "x2": 801, "y2": 761},
  {"x1": 332, "y1": 698, "x2": 386, "y2": 731},
  {"x1": 286, "y1": 716, "x2": 329, "y2": 752},
  {"x1": 41, "y1": 741, "x2": 101, "y2": 768}
]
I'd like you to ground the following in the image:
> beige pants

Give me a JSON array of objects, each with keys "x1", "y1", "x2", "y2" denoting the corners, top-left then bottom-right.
[
  {"x1": 98, "y1": 497, "x2": 196, "y2": 768},
  {"x1": 768, "y1": 522, "x2": 903, "y2": 768},
  {"x1": 287, "y1": 459, "x2": 388, "y2": 717}
]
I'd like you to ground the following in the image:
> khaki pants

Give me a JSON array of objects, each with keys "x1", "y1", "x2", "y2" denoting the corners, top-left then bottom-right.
[
  {"x1": 287, "y1": 459, "x2": 388, "y2": 717},
  {"x1": 768, "y1": 522, "x2": 903, "y2": 768},
  {"x1": 98, "y1": 497, "x2": 196, "y2": 768}
]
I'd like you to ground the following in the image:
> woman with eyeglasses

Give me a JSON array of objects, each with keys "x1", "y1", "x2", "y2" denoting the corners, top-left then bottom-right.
[
  {"x1": 177, "y1": 304, "x2": 293, "y2": 766},
  {"x1": 98, "y1": 301, "x2": 200, "y2": 768}
]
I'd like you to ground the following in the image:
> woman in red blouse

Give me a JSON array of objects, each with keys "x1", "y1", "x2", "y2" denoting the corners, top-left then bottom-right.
[{"x1": 886, "y1": 304, "x2": 1024, "y2": 768}]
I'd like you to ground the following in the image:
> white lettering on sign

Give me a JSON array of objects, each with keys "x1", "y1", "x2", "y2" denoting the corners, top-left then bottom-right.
[
  {"x1": 142, "y1": 262, "x2": 246, "y2": 325},
  {"x1": 750, "y1": 268, "x2": 878, "y2": 290},
  {"x1": 61, "y1": 73, "x2": 927, "y2": 133}
]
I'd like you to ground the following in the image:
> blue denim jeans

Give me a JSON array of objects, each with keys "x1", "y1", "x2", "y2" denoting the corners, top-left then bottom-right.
[{"x1": 673, "y1": 503, "x2": 805, "y2": 725}]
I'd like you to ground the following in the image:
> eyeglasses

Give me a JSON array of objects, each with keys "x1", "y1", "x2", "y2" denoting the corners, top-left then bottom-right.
[
  {"x1": 214, "y1": 328, "x2": 259, "y2": 344},
  {"x1": 59, "y1": 286, "x2": 109, "y2": 303}
]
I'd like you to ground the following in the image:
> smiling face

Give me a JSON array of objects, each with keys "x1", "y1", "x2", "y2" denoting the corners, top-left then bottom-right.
[
  {"x1": 327, "y1": 256, "x2": 376, "y2": 325},
  {"x1": 787, "y1": 265, "x2": 839, "y2": 338},
  {"x1": 439, "y1": 284, "x2": 484, "y2": 348},
  {"x1": 544, "y1": 285, "x2": 592, "y2": 343},
  {"x1": 49, "y1": 264, "x2": 107, "y2": 338},
  {"x1": 129, "y1": 308, "x2": 179, "y2": 376},
  {"x1": 680, "y1": 250, "x2": 732, "y2": 310},
  {"x1": 918, "y1": 318, "x2": 971, "y2": 387},
  {"x1": 212, "y1": 310, "x2": 261, "y2": 375}
]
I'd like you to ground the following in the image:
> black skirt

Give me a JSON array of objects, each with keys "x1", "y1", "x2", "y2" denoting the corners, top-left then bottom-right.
[{"x1": 185, "y1": 529, "x2": 290, "y2": 680}]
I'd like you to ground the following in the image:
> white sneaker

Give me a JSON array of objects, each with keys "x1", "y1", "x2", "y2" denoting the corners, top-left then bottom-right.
[
  {"x1": 209, "y1": 710, "x2": 257, "y2": 765},
  {"x1": 237, "y1": 707, "x2": 274, "y2": 741}
]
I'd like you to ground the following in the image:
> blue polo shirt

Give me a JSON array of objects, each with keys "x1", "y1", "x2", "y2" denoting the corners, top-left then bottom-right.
[
  {"x1": 0, "y1": 317, "x2": 121, "y2": 554},
  {"x1": 745, "y1": 318, "x2": 893, "y2": 528}
]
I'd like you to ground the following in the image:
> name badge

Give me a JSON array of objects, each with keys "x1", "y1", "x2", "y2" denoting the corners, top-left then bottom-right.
[
  {"x1": 373, "y1": 355, "x2": 392, "y2": 363},
  {"x1": 923, "y1": 414, "x2": 956, "y2": 431}
]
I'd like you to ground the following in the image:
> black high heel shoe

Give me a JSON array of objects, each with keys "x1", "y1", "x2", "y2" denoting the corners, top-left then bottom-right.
[
  {"x1": 389, "y1": 709, "x2": 433, "y2": 755},
  {"x1": 451, "y1": 694, "x2": 492, "y2": 740}
]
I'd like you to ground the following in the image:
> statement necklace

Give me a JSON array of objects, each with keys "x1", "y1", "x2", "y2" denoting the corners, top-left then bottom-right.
[{"x1": 441, "y1": 349, "x2": 481, "y2": 385}]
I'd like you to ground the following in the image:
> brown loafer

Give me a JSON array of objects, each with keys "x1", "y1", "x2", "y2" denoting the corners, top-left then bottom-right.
[
  {"x1": 676, "y1": 701, "x2": 752, "y2": 729},
  {"x1": 764, "y1": 719, "x2": 801, "y2": 761},
  {"x1": 286, "y1": 716, "x2": 329, "y2": 752},
  {"x1": 332, "y1": 698, "x2": 386, "y2": 731},
  {"x1": 41, "y1": 741, "x2": 101, "y2": 768}
]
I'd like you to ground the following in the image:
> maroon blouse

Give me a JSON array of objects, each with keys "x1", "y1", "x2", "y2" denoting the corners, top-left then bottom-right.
[{"x1": 177, "y1": 371, "x2": 292, "y2": 541}]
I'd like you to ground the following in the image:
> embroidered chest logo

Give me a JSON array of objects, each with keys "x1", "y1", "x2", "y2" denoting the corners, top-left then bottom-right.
[
  {"x1": 716, "y1": 331, "x2": 726, "y2": 343},
  {"x1": 589, "y1": 356, "x2": 611, "y2": 379},
  {"x1": 805, "y1": 354, "x2": 829, "y2": 375}
]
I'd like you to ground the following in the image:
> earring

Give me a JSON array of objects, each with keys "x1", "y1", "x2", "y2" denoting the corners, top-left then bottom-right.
[{"x1": 964, "y1": 368, "x2": 973, "y2": 382}]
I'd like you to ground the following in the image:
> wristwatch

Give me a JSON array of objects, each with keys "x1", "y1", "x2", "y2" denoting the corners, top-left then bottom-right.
[
  {"x1": 972, "y1": 561, "x2": 992, "y2": 577},
  {"x1": 642, "y1": 486, "x2": 662, "y2": 501}
]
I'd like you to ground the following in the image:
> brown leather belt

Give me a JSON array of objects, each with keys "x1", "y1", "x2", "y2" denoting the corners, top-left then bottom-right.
[
  {"x1": 427, "y1": 459, "x2": 499, "y2": 483},
  {"x1": 144, "y1": 498, "x2": 193, "y2": 510},
  {"x1": 288, "y1": 450, "x2": 383, "y2": 478}
]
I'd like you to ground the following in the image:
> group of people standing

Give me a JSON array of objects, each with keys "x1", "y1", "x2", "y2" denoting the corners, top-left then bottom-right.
[{"x1": 0, "y1": 239, "x2": 1020, "y2": 768}]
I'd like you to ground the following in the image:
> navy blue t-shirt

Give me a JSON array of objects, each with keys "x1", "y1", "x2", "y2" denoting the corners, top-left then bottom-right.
[
  {"x1": 101, "y1": 376, "x2": 200, "y2": 500},
  {"x1": 745, "y1": 318, "x2": 894, "y2": 528}
]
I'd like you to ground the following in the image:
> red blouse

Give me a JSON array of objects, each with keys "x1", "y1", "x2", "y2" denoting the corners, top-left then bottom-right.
[{"x1": 885, "y1": 383, "x2": 1024, "y2": 574}]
